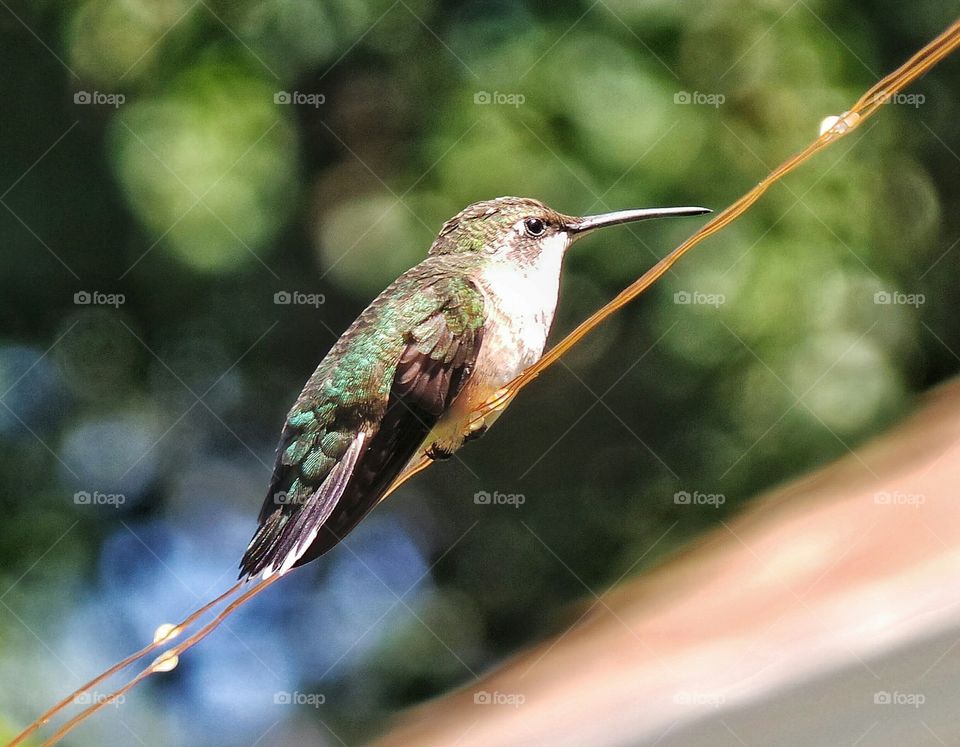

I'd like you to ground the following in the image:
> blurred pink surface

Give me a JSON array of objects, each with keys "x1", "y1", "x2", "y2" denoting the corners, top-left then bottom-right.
[{"x1": 375, "y1": 379, "x2": 960, "y2": 746}]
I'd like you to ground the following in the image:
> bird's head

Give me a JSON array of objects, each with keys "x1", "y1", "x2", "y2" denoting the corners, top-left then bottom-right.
[{"x1": 428, "y1": 195, "x2": 709, "y2": 267}]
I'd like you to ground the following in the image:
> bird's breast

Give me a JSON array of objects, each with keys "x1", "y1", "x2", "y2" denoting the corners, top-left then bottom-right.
[
  {"x1": 473, "y1": 245, "x2": 564, "y2": 391},
  {"x1": 427, "y1": 243, "x2": 566, "y2": 453}
]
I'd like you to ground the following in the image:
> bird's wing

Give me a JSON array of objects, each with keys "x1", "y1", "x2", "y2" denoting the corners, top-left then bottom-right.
[{"x1": 240, "y1": 273, "x2": 485, "y2": 579}]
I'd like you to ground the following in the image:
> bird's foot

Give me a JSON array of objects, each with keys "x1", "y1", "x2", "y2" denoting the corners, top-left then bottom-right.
[{"x1": 426, "y1": 444, "x2": 454, "y2": 461}]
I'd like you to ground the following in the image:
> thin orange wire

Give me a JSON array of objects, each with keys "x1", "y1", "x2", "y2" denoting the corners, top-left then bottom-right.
[
  {"x1": 13, "y1": 461, "x2": 434, "y2": 747},
  {"x1": 474, "y1": 18, "x2": 960, "y2": 411},
  {"x1": 39, "y1": 576, "x2": 282, "y2": 747},
  {"x1": 7, "y1": 581, "x2": 244, "y2": 747}
]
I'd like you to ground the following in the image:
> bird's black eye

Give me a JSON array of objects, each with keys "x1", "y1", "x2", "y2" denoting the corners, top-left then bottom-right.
[{"x1": 524, "y1": 217, "x2": 546, "y2": 237}]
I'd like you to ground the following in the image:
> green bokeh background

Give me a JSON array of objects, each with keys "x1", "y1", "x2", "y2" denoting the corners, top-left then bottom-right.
[{"x1": 1, "y1": 1, "x2": 958, "y2": 744}]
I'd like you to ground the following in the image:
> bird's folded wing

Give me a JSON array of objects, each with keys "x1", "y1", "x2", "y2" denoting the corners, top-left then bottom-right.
[
  {"x1": 239, "y1": 273, "x2": 485, "y2": 579},
  {"x1": 256, "y1": 430, "x2": 367, "y2": 578}
]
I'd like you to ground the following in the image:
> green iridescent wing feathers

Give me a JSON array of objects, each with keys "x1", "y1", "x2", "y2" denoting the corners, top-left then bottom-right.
[{"x1": 240, "y1": 266, "x2": 485, "y2": 578}]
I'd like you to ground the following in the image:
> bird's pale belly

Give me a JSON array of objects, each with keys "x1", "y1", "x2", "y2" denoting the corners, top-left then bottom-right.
[
  {"x1": 425, "y1": 322, "x2": 546, "y2": 454},
  {"x1": 419, "y1": 254, "x2": 562, "y2": 458}
]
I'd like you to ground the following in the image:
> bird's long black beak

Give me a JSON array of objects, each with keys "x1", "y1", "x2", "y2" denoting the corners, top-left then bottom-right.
[{"x1": 566, "y1": 206, "x2": 710, "y2": 237}]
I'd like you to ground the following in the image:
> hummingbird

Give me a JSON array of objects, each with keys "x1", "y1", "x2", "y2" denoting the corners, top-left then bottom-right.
[{"x1": 240, "y1": 196, "x2": 708, "y2": 579}]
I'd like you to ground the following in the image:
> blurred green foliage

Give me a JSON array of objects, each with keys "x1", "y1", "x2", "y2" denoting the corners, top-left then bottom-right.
[{"x1": 1, "y1": 0, "x2": 959, "y2": 743}]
